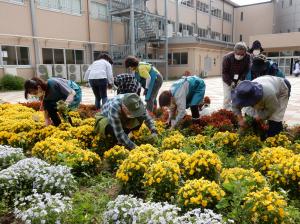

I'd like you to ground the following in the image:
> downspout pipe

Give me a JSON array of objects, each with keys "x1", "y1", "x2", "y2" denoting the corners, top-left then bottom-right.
[{"x1": 29, "y1": 0, "x2": 40, "y2": 70}]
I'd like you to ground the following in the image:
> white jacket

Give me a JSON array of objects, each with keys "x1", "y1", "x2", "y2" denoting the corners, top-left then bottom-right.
[{"x1": 85, "y1": 59, "x2": 114, "y2": 84}]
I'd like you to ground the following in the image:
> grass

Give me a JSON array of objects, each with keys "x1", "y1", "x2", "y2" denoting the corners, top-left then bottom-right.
[{"x1": 62, "y1": 171, "x2": 120, "y2": 224}]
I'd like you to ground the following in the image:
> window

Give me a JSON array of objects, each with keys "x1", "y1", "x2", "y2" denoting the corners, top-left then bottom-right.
[
  {"x1": 198, "y1": 27, "x2": 207, "y2": 37},
  {"x1": 222, "y1": 34, "x2": 231, "y2": 42},
  {"x1": 181, "y1": 0, "x2": 194, "y2": 8},
  {"x1": 179, "y1": 23, "x2": 193, "y2": 36},
  {"x1": 211, "y1": 7, "x2": 222, "y2": 18},
  {"x1": 223, "y1": 12, "x2": 232, "y2": 22},
  {"x1": 282, "y1": 0, "x2": 284, "y2": 8},
  {"x1": 288, "y1": 29, "x2": 290, "y2": 33},
  {"x1": 240, "y1": 34, "x2": 243, "y2": 41},
  {"x1": 42, "y1": 48, "x2": 84, "y2": 64},
  {"x1": 267, "y1": 52, "x2": 279, "y2": 57},
  {"x1": 240, "y1": 12, "x2": 243, "y2": 21},
  {"x1": 196, "y1": 1, "x2": 208, "y2": 13},
  {"x1": 93, "y1": 51, "x2": 108, "y2": 61},
  {"x1": 290, "y1": 0, "x2": 292, "y2": 6},
  {"x1": 294, "y1": 51, "x2": 300, "y2": 56},
  {"x1": 169, "y1": 52, "x2": 188, "y2": 65},
  {"x1": 91, "y1": 2, "x2": 107, "y2": 20},
  {"x1": 39, "y1": 0, "x2": 81, "y2": 15},
  {"x1": 1, "y1": 46, "x2": 30, "y2": 66},
  {"x1": 211, "y1": 31, "x2": 221, "y2": 40}
]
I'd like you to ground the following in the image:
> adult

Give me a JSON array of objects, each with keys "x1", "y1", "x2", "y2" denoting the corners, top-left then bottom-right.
[
  {"x1": 292, "y1": 59, "x2": 300, "y2": 77},
  {"x1": 246, "y1": 54, "x2": 285, "y2": 80},
  {"x1": 159, "y1": 76, "x2": 206, "y2": 128},
  {"x1": 125, "y1": 56, "x2": 163, "y2": 112},
  {"x1": 85, "y1": 53, "x2": 114, "y2": 110},
  {"x1": 24, "y1": 77, "x2": 82, "y2": 126},
  {"x1": 249, "y1": 40, "x2": 264, "y2": 57},
  {"x1": 114, "y1": 73, "x2": 141, "y2": 95},
  {"x1": 232, "y1": 76, "x2": 291, "y2": 137},
  {"x1": 95, "y1": 93, "x2": 158, "y2": 149},
  {"x1": 222, "y1": 42, "x2": 251, "y2": 110}
]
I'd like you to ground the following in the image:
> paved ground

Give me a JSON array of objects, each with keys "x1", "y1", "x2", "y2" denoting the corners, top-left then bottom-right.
[{"x1": 1, "y1": 76, "x2": 300, "y2": 125}]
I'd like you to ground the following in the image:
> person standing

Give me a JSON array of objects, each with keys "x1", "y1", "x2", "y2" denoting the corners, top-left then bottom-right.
[
  {"x1": 292, "y1": 59, "x2": 300, "y2": 77},
  {"x1": 158, "y1": 76, "x2": 206, "y2": 129},
  {"x1": 24, "y1": 77, "x2": 82, "y2": 126},
  {"x1": 125, "y1": 56, "x2": 163, "y2": 112},
  {"x1": 94, "y1": 93, "x2": 158, "y2": 149},
  {"x1": 231, "y1": 76, "x2": 291, "y2": 137},
  {"x1": 222, "y1": 42, "x2": 251, "y2": 110},
  {"x1": 85, "y1": 53, "x2": 114, "y2": 110}
]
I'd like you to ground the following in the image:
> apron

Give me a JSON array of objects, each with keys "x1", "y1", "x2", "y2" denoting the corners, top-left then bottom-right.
[
  {"x1": 135, "y1": 62, "x2": 160, "y2": 101},
  {"x1": 171, "y1": 76, "x2": 205, "y2": 108}
]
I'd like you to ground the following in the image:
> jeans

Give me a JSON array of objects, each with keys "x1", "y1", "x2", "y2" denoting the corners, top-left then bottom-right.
[
  {"x1": 146, "y1": 74, "x2": 163, "y2": 112},
  {"x1": 267, "y1": 120, "x2": 283, "y2": 137},
  {"x1": 89, "y1": 79, "x2": 108, "y2": 109}
]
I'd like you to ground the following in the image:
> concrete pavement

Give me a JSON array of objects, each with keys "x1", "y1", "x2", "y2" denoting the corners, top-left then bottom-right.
[{"x1": 0, "y1": 76, "x2": 299, "y2": 125}]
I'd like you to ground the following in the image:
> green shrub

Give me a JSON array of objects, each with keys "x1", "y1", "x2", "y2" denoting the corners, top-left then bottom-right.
[{"x1": 0, "y1": 74, "x2": 25, "y2": 90}]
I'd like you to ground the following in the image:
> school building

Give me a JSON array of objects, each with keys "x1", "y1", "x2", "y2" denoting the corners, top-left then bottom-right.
[{"x1": 0, "y1": 0, "x2": 299, "y2": 81}]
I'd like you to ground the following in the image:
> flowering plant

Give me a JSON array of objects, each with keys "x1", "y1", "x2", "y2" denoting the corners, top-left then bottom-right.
[
  {"x1": 177, "y1": 178, "x2": 225, "y2": 210},
  {"x1": 0, "y1": 158, "x2": 49, "y2": 203},
  {"x1": 250, "y1": 147, "x2": 294, "y2": 174},
  {"x1": 265, "y1": 133, "x2": 292, "y2": 148},
  {"x1": 104, "y1": 145, "x2": 129, "y2": 170},
  {"x1": 221, "y1": 168, "x2": 267, "y2": 191},
  {"x1": 267, "y1": 154, "x2": 300, "y2": 194},
  {"x1": 143, "y1": 160, "x2": 181, "y2": 201},
  {"x1": 32, "y1": 137, "x2": 101, "y2": 172},
  {"x1": 211, "y1": 131, "x2": 239, "y2": 155},
  {"x1": 161, "y1": 132, "x2": 185, "y2": 150},
  {"x1": 103, "y1": 195, "x2": 229, "y2": 224},
  {"x1": 183, "y1": 149, "x2": 222, "y2": 181},
  {"x1": 0, "y1": 158, "x2": 76, "y2": 204},
  {"x1": 242, "y1": 187, "x2": 288, "y2": 224},
  {"x1": 116, "y1": 147, "x2": 157, "y2": 193},
  {"x1": 158, "y1": 149, "x2": 189, "y2": 173},
  {"x1": 0, "y1": 145, "x2": 25, "y2": 170},
  {"x1": 14, "y1": 191, "x2": 72, "y2": 224},
  {"x1": 237, "y1": 135, "x2": 263, "y2": 154}
]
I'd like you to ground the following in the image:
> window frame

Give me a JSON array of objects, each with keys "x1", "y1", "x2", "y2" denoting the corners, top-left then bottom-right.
[
  {"x1": 37, "y1": 0, "x2": 82, "y2": 16},
  {"x1": 168, "y1": 52, "x2": 189, "y2": 66},
  {"x1": 42, "y1": 47, "x2": 85, "y2": 65},
  {"x1": 0, "y1": 45, "x2": 31, "y2": 67},
  {"x1": 90, "y1": 1, "x2": 108, "y2": 20}
]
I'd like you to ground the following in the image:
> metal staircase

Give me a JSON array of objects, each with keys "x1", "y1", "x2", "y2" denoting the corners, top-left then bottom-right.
[{"x1": 109, "y1": 0, "x2": 168, "y2": 78}]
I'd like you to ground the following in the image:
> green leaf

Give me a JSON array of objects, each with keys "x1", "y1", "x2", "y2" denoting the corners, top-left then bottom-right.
[{"x1": 216, "y1": 198, "x2": 230, "y2": 209}]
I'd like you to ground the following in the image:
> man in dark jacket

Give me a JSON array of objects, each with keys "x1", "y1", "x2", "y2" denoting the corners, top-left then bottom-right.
[{"x1": 222, "y1": 42, "x2": 251, "y2": 110}]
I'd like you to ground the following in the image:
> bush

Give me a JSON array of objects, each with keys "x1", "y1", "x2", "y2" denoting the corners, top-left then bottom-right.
[{"x1": 0, "y1": 74, "x2": 25, "y2": 90}]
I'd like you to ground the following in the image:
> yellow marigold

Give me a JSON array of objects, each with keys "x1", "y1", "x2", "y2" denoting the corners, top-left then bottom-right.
[
  {"x1": 221, "y1": 168, "x2": 267, "y2": 190},
  {"x1": 265, "y1": 133, "x2": 292, "y2": 148},
  {"x1": 251, "y1": 147, "x2": 295, "y2": 174},
  {"x1": 69, "y1": 125, "x2": 96, "y2": 149},
  {"x1": 186, "y1": 134, "x2": 207, "y2": 148},
  {"x1": 159, "y1": 149, "x2": 189, "y2": 172},
  {"x1": 131, "y1": 144, "x2": 159, "y2": 157},
  {"x1": 211, "y1": 131, "x2": 239, "y2": 154},
  {"x1": 243, "y1": 187, "x2": 288, "y2": 223},
  {"x1": 104, "y1": 145, "x2": 129, "y2": 169},
  {"x1": 32, "y1": 137, "x2": 101, "y2": 172},
  {"x1": 116, "y1": 150, "x2": 155, "y2": 184},
  {"x1": 183, "y1": 149, "x2": 222, "y2": 181},
  {"x1": 178, "y1": 178, "x2": 225, "y2": 210},
  {"x1": 143, "y1": 160, "x2": 181, "y2": 200},
  {"x1": 162, "y1": 132, "x2": 185, "y2": 150}
]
